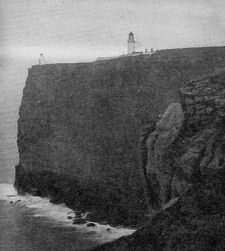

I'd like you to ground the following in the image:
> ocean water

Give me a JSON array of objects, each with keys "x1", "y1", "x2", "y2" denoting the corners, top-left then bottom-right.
[
  {"x1": 0, "y1": 57, "x2": 135, "y2": 250},
  {"x1": 0, "y1": 184, "x2": 135, "y2": 251},
  {"x1": 0, "y1": 57, "x2": 24, "y2": 184}
]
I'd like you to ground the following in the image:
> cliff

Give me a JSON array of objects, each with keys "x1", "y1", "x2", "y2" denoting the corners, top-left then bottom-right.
[
  {"x1": 15, "y1": 47, "x2": 225, "y2": 226},
  {"x1": 93, "y1": 68, "x2": 225, "y2": 250}
]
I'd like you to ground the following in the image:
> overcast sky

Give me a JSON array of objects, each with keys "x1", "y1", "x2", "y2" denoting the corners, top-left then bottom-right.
[{"x1": 1, "y1": 0, "x2": 225, "y2": 62}]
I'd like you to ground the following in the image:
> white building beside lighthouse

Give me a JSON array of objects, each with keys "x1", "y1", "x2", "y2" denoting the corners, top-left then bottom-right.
[{"x1": 127, "y1": 32, "x2": 135, "y2": 54}]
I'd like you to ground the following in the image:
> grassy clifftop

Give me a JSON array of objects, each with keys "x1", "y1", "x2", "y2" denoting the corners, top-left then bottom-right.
[{"x1": 15, "y1": 46, "x2": 225, "y2": 226}]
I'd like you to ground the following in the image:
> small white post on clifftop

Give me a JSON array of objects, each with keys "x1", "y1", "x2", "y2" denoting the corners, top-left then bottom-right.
[{"x1": 39, "y1": 53, "x2": 47, "y2": 65}]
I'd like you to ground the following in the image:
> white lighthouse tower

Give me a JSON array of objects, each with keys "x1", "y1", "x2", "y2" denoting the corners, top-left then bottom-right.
[{"x1": 127, "y1": 32, "x2": 135, "y2": 54}]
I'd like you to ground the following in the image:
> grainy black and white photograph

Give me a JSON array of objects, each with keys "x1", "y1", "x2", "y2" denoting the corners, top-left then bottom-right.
[{"x1": 1, "y1": 0, "x2": 225, "y2": 250}]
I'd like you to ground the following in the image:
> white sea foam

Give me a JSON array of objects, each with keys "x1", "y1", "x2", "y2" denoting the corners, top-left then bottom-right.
[
  {"x1": 0, "y1": 183, "x2": 136, "y2": 243},
  {"x1": 0, "y1": 183, "x2": 17, "y2": 198}
]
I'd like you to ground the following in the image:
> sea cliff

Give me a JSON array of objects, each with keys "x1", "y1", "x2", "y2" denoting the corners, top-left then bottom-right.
[
  {"x1": 15, "y1": 47, "x2": 225, "y2": 226},
  {"x1": 94, "y1": 68, "x2": 225, "y2": 250}
]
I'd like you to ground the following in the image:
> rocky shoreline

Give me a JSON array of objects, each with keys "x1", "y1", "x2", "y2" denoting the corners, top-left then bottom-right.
[{"x1": 14, "y1": 167, "x2": 145, "y2": 228}]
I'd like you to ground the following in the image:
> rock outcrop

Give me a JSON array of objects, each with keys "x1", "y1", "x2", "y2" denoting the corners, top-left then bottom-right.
[
  {"x1": 15, "y1": 47, "x2": 225, "y2": 226},
  {"x1": 146, "y1": 103, "x2": 184, "y2": 208},
  {"x1": 93, "y1": 69, "x2": 225, "y2": 250},
  {"x1": 139, "y1": 69, "x2": 225, "y2": 214}
]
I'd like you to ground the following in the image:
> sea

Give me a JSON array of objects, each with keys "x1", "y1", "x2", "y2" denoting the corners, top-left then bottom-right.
[{"x1": 0, "y1": 55, "x2": 135, "y2": 251}]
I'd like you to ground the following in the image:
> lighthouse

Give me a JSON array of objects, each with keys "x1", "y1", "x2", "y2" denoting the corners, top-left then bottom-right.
[{"x1": 127, "y1": 32, "x2": 135, "y2": 54}]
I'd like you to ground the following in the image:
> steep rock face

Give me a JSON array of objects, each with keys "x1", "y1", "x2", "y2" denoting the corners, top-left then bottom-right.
[
  {"x1": 94, "y1": 171, "x2": 225, "y2": 250},
  {"x1": 94, "y1": 69, "x2": 225, "y2": 250},
  {"x1": 141, "y1": 69, "x2": 225, "y2": 212},
  {"x1": 15, "y1": 48, "x2": 225, "y2": 225},
  {"x1": 146, "y1": 103, "x2": 184, "y2": 209}
]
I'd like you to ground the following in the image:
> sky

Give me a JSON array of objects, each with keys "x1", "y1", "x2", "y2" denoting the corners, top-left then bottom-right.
[{"x1": 1, "y1": 0, "x2": 225, "y2": 62}]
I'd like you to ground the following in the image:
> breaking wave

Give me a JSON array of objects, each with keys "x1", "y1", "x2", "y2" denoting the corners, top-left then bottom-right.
[{"x1": 0, "y1": 183, "x2": 135, "y2": 243}]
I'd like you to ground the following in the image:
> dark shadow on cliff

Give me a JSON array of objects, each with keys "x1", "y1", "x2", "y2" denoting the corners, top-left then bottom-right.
[
  {"x1": 92, "y1": 168, "x2": 225, "y2": 250},
  {"x1": 14, "y1": 165, "x2": 147, "y2": 226}
]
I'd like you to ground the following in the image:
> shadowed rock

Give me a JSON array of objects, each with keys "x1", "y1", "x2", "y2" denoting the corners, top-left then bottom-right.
[
  {"x1": 86, "y1": 222, "x2": 96, "y2": 227},
  {"x1": 145, "y1": 103, "x2": 184, "y2": 208}
]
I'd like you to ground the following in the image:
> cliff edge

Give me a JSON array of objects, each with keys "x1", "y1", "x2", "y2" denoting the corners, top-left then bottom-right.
[{"x1": 15, "y1": 47, "x2": 225, "y2": 226}]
